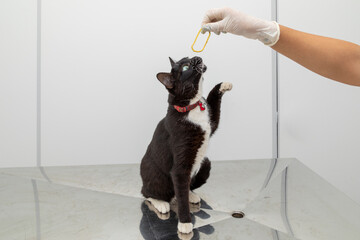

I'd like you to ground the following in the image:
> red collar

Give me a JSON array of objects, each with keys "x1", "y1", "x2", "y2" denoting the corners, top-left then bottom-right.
[{"x1": 174, "y1": 100, "x2": 206, "y2": 113}]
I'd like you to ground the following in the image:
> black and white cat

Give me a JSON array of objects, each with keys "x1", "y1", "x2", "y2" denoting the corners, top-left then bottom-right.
[{"x1": 140, "y1": 56, "x2": 232, "y2": 234}]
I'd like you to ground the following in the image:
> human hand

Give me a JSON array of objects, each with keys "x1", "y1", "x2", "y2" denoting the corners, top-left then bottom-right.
[{"x1": 201, "y1": 7, "x2": 280, "y2": 46}]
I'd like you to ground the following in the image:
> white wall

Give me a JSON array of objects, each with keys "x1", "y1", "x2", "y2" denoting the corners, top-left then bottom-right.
[
  {"x1": 1, "y1": 0, "x2": 273, "y2": 167},
  {"x1": 278, "y1": 0, "x2": 360, "y2": 203},
  {"x1": 41, "y1": 0, "x2": 273, "y2": 166},
  {"x1": 0, "y1": 0, "x2": 37, "y2": 167}
]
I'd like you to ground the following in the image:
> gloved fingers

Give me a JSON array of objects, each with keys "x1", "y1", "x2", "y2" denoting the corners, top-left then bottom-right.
[
  {"x1": 201, "y1": 8, "x2": 227, "y2": 26},
  {"x1": 201, "y1": 26, "x2": 211, "y2": 34},
  {"x1": 201, "y1": 19, "x2": 227, "y2": 35}
]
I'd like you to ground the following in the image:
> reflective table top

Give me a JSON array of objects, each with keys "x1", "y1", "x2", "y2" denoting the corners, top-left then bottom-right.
[{"x1": 1, "y1": 158, "x2": 359, "y2": 240}]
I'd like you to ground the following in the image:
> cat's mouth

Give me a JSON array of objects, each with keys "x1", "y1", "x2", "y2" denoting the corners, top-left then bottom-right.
[
  {"x1": 201, "y1": 64, "x2": 207, "y2": 73},
  {"x1": 190, "y1": 57, "x2": 207, "y2": 74}
]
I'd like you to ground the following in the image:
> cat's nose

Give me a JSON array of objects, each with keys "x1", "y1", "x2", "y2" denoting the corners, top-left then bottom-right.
[
  {"x1": 192, "y1": 56, "x2": 202, "y2": 64},
  {"x1": 191, "y1": 57, "x2": 203, "y2": 68}
]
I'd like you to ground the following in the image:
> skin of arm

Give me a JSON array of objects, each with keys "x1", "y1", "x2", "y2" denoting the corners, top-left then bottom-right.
[{"x1": 271, "y1": 25, "x2": 360, "y2": 86}]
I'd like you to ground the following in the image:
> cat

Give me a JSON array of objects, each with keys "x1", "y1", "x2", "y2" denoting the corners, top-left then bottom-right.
[{"x1": 140, "y1": 56, "x2": 232, "y2": 234}]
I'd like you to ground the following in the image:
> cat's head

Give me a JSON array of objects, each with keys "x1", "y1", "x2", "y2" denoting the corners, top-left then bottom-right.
[{"x1": 156, "y1": 56, "x2": 206, "y2": 103}]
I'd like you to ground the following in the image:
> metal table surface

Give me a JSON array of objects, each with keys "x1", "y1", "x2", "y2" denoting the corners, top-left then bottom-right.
[{"x1": 0, "y1": 158, "x2": 359, "y2": 240}]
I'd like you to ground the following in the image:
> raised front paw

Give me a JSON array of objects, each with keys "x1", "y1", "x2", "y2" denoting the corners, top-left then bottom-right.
[{"x1": 219, "y1": 82, "x2": 233, "y2": 93}]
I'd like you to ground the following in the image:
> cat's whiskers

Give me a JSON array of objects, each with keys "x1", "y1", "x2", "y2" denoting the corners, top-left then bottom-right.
[{"x1": 194, "y1": 66, "x2": 203, "y2": 74}]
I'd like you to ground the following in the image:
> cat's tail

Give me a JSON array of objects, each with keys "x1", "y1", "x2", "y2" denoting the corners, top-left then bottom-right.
[{"x1": 190, "y1": 157, "x2": 211, "y2": 191}]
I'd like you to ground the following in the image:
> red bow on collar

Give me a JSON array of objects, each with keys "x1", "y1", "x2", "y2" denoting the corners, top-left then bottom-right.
[{"x1": 174, "y1": 100, "x2": 206, "y2": 113}]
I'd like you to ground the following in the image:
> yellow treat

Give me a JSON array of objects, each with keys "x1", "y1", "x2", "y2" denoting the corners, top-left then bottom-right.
[{"x1": 191, "y1": 29, "x2": 211, "y2": 53}]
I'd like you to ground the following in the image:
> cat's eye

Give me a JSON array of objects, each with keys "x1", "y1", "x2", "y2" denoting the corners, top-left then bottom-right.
[{"x1": 182, "y1": 65, "x2": 189, "y2": 71}]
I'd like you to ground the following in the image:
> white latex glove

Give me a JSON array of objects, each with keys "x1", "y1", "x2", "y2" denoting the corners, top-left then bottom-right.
[{"x1": 201, "y1": 7, "x2": 280, "y2": 46}]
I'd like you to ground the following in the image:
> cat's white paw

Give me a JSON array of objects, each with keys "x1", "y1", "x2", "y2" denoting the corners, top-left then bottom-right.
[
  {"x1": 190, "y1": 203, "x2": 201, "y2": 213},
  {"x1": 146, "y1": 198, "x2": 170, "y2": 214},
  {"x1": 178, "y1": 231, "x2": 194, "y2": 240},
  {"x1": 189, "y1": 191, "x2": 201, "y2": 204},
  {"x1": 220, "y1": 82, "x2": 233, "y2": 93},
  {"x1": 178, "y1": 222, "x2": 193, "y2": 234},
  {"x1": 144, "y1": 200, "x2": 170, "y2": 220}
]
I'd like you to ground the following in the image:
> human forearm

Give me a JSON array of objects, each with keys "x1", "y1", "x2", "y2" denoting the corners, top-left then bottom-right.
[{"x1": 272, "y1": 25, "x2": 360, "y2": 86}]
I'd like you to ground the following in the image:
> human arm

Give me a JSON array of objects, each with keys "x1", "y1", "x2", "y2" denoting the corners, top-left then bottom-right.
[{"x1": 271, "y1": 25, "x2": 360, "y2": 86}]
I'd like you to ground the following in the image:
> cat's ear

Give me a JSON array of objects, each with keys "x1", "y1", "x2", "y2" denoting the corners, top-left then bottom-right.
[
  {"x1": 169, "y1": 57, "x2": 176, "y2": 68},
  {"x1": 157, "y1": 72, "x2": 174, "y2": 89}
]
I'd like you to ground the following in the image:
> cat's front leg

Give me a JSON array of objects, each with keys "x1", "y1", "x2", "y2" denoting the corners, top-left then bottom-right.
[
  {"x1": 206, "y1": 82, "x2": 233, "y2": 135},
  {"x1": 171, "y1": 171, "x2": 193, "y2": 234}
]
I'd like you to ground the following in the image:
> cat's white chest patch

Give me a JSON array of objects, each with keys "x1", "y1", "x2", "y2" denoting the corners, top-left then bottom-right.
[{"x1": 186, "y1": 103, "x2": 211, "y2": 177}]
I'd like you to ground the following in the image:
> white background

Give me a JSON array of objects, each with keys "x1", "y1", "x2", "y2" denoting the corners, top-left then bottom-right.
[
  {"x1": 0, "y1": 0, "x2": 37, "y2": 167},
  {"x1": 278, "y1": 0, "x2": 360, "y2": 202},
  {"x1": 1, "y1": 0, "x2": 360, "y2": 204},
  {"x1": 0, "y1": 0, "x2": 273, "y2": 167}
]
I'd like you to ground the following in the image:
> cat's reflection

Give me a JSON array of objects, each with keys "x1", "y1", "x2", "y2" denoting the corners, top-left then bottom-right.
[{"x1": 139, "y1": 199, "x2": 215, "y2": 240}]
